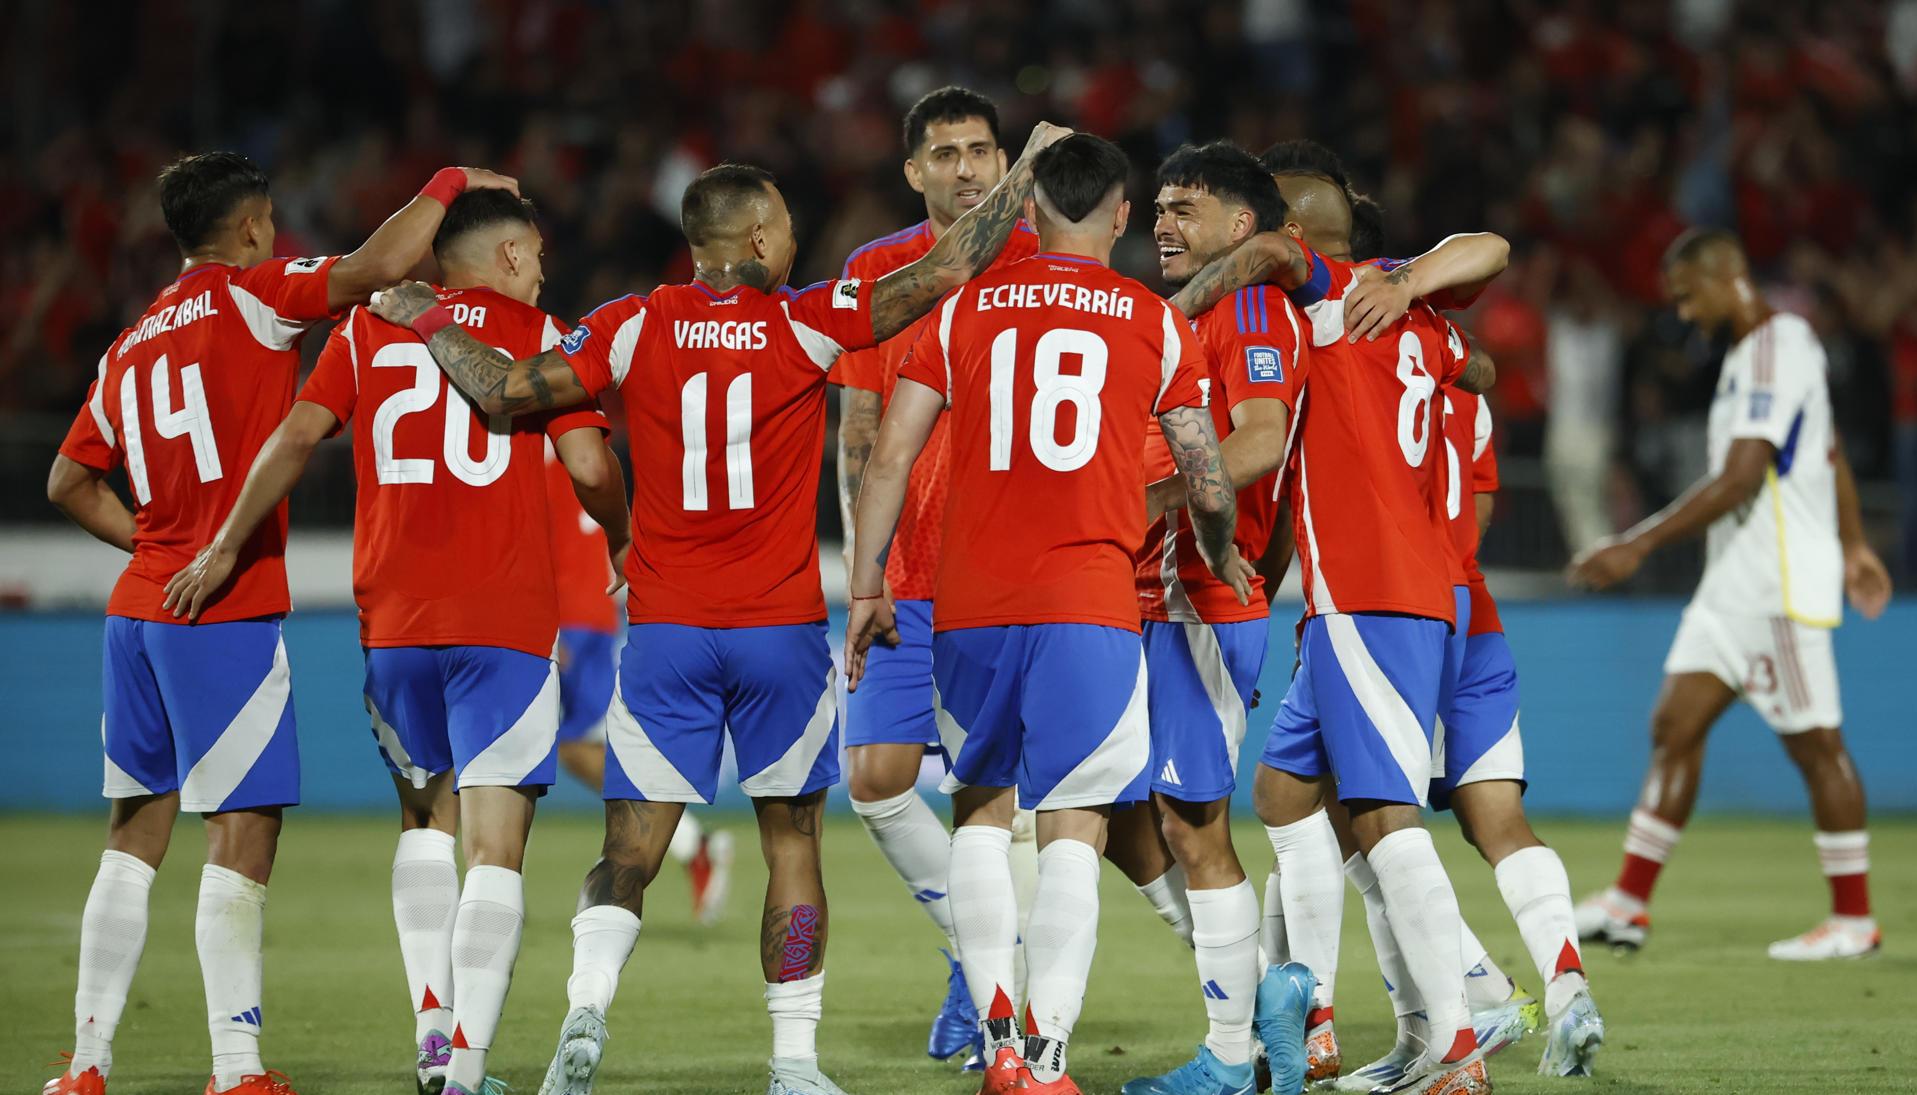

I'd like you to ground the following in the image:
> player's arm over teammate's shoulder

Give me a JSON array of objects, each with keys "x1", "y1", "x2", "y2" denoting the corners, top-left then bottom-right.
[
  {"x1": 1341, "y1": 231, "x2": 1510, "y2": 342},
  {"x1": 866, "y1": 121, "x2": 1072, "y2": 342},
  {"x1": 321, "y1": 167, "x2": 521, "y2": 313},
  {"x1": 370, "y1": 282, "x2": 597, "y2": 416},
  {"x1": 1166, "y1": 230, "x2": 1313, "y2": 319}
]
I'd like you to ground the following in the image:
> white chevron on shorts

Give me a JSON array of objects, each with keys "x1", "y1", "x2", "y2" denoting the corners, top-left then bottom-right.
[
  {"x1": 604, "y1": 676, "x2": 703, "y2": 802},
  {"x1": 367, "y1": 695, "x2": 433, "y2": 788},
  {"x1": 1324, "y1": 614, "x2": 1431, "y2": 807},
  {"x1": 1040, "y1": 648, "x2": 1151, "y2": 809},
  {"x1": 460, "y1": 659, "x2": 560, "y2": 788},
  {"x1": 180, "y1": 633, "x2": 292, "y2": 812},
  {"x1": 1181, "y1": 620, "x2": 1248, "y2": 772},
  {"x1": 100, "y1": 715, "x2": 154, "y2": 798},
  {"x1": 1457, "y1": 713, "x2": 1525, "y2": 786},
  {"x1": 740, "y1": 663, "x2": 838, "y2": 797}
]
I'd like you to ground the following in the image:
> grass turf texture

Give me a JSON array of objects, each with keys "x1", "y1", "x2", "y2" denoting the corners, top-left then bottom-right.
[{"x1": 4, "y1": 814, "x2": 1913, "y2": 1094}]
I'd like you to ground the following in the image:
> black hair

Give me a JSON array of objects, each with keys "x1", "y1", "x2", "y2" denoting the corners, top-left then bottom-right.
[
  {"x1": 1663, "y1": 226, "x2": 1740, "y2": 268},
  {"x1": 157, "y1": 151, "x2": 271, "y2": 252},
  {"x1": 902, "y1": 86, "x2": 1001, "y2": 156},
  {"x1": 1032, "y1": 134, "x2": 1131, "y2": 223},
  {"x1": 1156, "y1": 141, "x2": 1287, "y2": 232},
  {"x1": 1259, "y1": 139, "x2": 1351, "y2": 191},
  {"x1": 432, "y1": 189, "x2": 539, "y2": 261},
  {"x1": 1348, "y1": 191, "x2": 1386, "y2": 261},
  {"x1": 681, "y1": 163, "x2": 778, "y2": 246}
]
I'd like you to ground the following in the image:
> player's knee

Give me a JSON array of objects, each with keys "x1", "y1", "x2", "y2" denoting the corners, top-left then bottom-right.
[{"x1": 1782, "y1": 728, "x2": 1850, "y2": 772}]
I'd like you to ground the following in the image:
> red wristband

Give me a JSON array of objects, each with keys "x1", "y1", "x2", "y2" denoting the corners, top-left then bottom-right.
[
  {"x1": 411, "y1": 304, "x2": 456, "y2": 342},
  {"x1": 419, "y1": 167, "x2": 467, "y2": 208},
  {"x1": 850, "y1": 592, "x2": 885, "y2": 601}
]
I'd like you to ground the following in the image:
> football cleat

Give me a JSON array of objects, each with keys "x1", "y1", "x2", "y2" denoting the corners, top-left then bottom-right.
[
  {"x1": 204, "y1": 1073, "x2": 299, "y2": 1095},
  {"x1": 1305, "y1": 1011, "x2": 1341, "y2": 1082},
  {"x1": 1252, "y1": 962, "x2": 1316, "y2": 1095},
  {"x1": 42, "y1": 1060, "x2": 105, "y2": 1095},
  {"x1": 1467, "y1": 995, "x2": 1530, "y2": 1059},
  {"x1": 767, "y1": 1058, "x2": 849, "y2": 1095},
  {"x1": 442, "y1": 1081, "x2": 509, "y2": 1095},
  {"x1": 1373, "y1": 1029, "x2": 1489, "y2": 1095},
  {"x1": 1331, "y1": 1040, "x2": 1419, "y2": 1091},
  {"x1": 417, "y1": 1028, "x2": 452, "y2": 1095},
  {"x1": 1538, "y1": 987, "x2": 1603, "y2": 1077},
  {"x1": 1509, "y1": 983, "x2": 1544, "y2": 1038},
  {"x1": 690, "y1": 830, "x2": 735, "y2": 925},
  {"x1": 537, "y1": 1005, "x2": 608, "y2": 1095},
  {"x1": 1120, "y1": 1044, "x2": 1254, "y2": 1095},
  {"x1": 1766, "y1": 917, "x2": 1881, "y2": 961},
  {"x1": 1573, "y1": 890, "x2": 1648, "y2": 952},
  {"x1": 1017, "y1": 1066, "x2": 1084, "y2": 1094},
  {"x1": 929, "y1": 949, "x2": 981, "y2": 1060},
  {"x1": 977, "y1": 1046, "x2": 1026, "y2": 1095}
]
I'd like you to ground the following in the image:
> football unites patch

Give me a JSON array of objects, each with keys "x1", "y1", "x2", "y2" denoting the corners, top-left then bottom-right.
[{"x1": 1245, "y1": 345, "x2": 1284, "y2": 384}]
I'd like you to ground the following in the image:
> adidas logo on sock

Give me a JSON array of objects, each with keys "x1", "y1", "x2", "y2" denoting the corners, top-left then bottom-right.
[
  {"x1": 912, "y1": 888, "x2": 947, "y2": 903},
  {"x1": 1201, "y1": 979, "x2": 1230, "y2": 1001},
  {"x1": 229, "y1": 1007, "x2": 263, "y2": 1027},
  {"x1": 1160, "y1": 759, "x2": 1181, "y2": 785},
  {"x1": 1465, "y1": 963, "x2": 1489, "y2": 978}
]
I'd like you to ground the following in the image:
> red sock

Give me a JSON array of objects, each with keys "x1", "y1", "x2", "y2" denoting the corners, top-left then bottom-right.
[
  {"x1": 1815, "y1": 831, "x2": 1871, "y2": 917},
  {"x1": 1616, "y1": 854, "x2": 1663, "y2": 903},
  {"x1": 1617, "y1": 809, "x2": 1681, "y2": 903},
  {"x1": 1828, "y1": 872, "x2": 1870, "y2": 917}
]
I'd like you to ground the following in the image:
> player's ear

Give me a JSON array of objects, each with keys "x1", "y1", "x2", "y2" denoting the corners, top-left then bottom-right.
[
  {"x1": 500, "y1": 236, "x2": 519, "y2": 278},
  {"x1": 750, "y1": 220, "x2": 769, "y2": 260},
  {"x1": 1285, "y1": 220, "x2": 1305, "y2": 241},
  {"x1": 903, "y1": 158, "x2": 925, "y2": 196},
  {"x1": 1023, "y1": 194, "x2": 1039, "y2": 229},
  {"x1": 1233, "y1": 207, "x2": 1256, "y2": 245},
  {"x1": 1112, "y1": 198, "x2": 1131, "y2": 238}
]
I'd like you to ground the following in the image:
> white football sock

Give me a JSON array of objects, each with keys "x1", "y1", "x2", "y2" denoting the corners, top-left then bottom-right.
[
  {"x1": 566, "y1": 905, "x2": 641, "y2": 1012},
  {"x1": 446, "y1": 865, "x2": 524, "y2": 1091},
  {"x1": 949, "y1": 825, "x2": 1019, "y2": 1052},
  {"x1": 667, "y1": 810, "x2": 704, "y2": 866},
  {"x1": 1494, "y1": 846, "x2": 1585, "y2": 1016},
  {"x1": 1009, "y1": 809, "x2": 1040, "y2": 1008},
  {"x1": 1368, "y1": 829, "x2": 1471, "y2": 1063},
  {"x1": 765, "y1": 971, "x2": 825, "y2": 1063},
  {"x1": 1135, "y1": 863, "x2": 1195, "y2": 948},
  {"x1": 392, "y1": 828, "x2": 458, "y2": 1041},
  {"x1": 197, "y1": 864, "x2": 267, "y2": 1090},
  {"x1": 850, "y1": 789, "x2": 957, "y2": 947},
  {"x1": 1189, "y1": 880, "x2": 1260, "y2": 1067},
  {"x1": 71, "y1": 850, "x2": 155, "y2": 1077},
  {"x1": 1024, "y1": 838, "x2": 1101, "y2": 1081},
  {"x1": 1260, "y1": 869, "x2": 1288, "y2": 966},
  {"x1": 1267, "y1": 812, "x2": 1343, "y2": 1016},
  {"x1": 1344, "y1": 853, "x2": 1420, "y2": 1025},
  {"x1": 1457, "y1": 917, "x2": 1515, "y2": 1011}
]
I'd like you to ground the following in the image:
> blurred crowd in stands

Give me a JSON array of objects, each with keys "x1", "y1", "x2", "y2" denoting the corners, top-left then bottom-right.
[{"x1": 5, "y1": 0, "x2": 1917, "y2": 572}]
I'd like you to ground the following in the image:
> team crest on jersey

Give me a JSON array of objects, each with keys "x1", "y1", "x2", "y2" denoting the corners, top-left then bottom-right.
[
  {"x1": 1245, "y1": 345, "x2": 1284, "y2": 384},
  {"x1": 285, "y1": 256, "x2": 325, "y2": 274},
  {"x1": 1750, "y1": 391, "x2": 1772, "y2": 420},
  {"x1": 560, "y1": 324, "x2": 591, "y2": 355},
  {"x1": 834, "y1": 279, "x2": 861, "y2": 310}
]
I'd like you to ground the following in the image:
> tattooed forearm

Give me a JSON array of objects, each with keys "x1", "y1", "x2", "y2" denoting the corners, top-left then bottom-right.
[
  {"x1": 422, "y1": 328, "x2": 587, "y2": 416},
  {"x1": 870, "y1": 157, "x2": 1035, "y2": 341},
  {"x1": 1170, "y1": 231, "x2": 1309, "y2": 318},
  {"x1": 1159, "y1": 405, "x2": 1237, "y2": 564},
  {"x1": 837, "y1": 387, "x2": 882, "y2": 544},
  {"x1": 1456, "y1": 336, "x2": 1497, "y2": 394},
  {"x1": 578, "y1": 800, "x2": 678, "y2": 914}
]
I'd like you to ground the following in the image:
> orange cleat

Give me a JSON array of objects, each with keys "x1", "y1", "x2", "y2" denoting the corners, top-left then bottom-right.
[
  {"x1": 204, "y1": 1071, "x2": 298, "y2": 1095},
  {"x1": 42, "y1": 1059, "x2": 105, "y2": 1095},
  {"x1": 1016, "y1": 1066, "x2": 1082, "y2": 1094},
  {"x1": 977, "y1": 1046, "x2": 1027, "y2": 1095},
  {"x1": 1305, "y1": 1015, "x2": 1342, "y2": 1082}
]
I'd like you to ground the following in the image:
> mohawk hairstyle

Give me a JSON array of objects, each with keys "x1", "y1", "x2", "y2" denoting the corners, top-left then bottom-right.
[
  {"x1": 681, "y1": 163, "x2": 778, "y2": 246},
  {"x1": 1260, "y1": 139, "x2": 1351, "y2": 192}
]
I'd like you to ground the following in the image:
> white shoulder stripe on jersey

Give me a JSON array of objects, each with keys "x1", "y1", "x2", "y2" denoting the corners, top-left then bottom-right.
[
  {"x1": 541, "y1": 315, "x2": 563, "y2": 353},
  {"x1": 782, "y1": 301, "x2": 846, "y2": 370},
  {"x1": 342, "y1": 306, "x2": 361, "y2": 392},
  {"x1": 1302, "y1": 269, "x2": 1359, "y2": 347},
  {"x1": 937, "y1": 292, "x2": 960, "y2": 401},
  {"x1": 1154, "y1": 300, "x2": 1181, "y2": 410},
  {"x1": 226, "y1": 280, "x2": 315, "y2": 352},
  {"x1": 1280, "y1": 295, "x2": 1303, "y2": 375},
  {"x1": 1473, "y1": 390, "x2": 1494, "y2": 459},
  {"x1": 607, "y1": 308, "x2": 647, "y2": 388},
  {"x1": 88, "y1": 353, "x2": 116, "y2": 450},
  {"x1": 1296, "y1": 443, "x2": 1334, "y2": 614}
]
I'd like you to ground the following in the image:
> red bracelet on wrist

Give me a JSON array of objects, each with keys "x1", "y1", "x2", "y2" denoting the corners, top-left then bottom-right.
[
  {"x1": 411, "y1": 305, "x2": 456, "y2": 343},
  {"x1": 419, "y1": 167, "x2": 467, "y2": 208},
  {"x1": 850, "y1": 592, "x2": 885, "y2": 601}
]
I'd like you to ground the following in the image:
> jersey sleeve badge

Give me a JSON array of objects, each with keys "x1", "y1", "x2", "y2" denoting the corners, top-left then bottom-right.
[
  {"x1": 560, "y1": 324, "x2": 591, "y2": 355},
  {"x1": 833, "y1": 279, "x2": 862, "y2": 310},
  {"x1": 1245, "y1": 345, "x2": 1284, "y2": 384}
]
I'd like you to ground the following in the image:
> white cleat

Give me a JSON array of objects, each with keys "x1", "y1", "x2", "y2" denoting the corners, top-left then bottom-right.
[
  {"x1": 538, "y1": 1005, "x2": 608, "y2": 1095},
  {"x1": 768, "y1": 1058, "x2": 850, "y2": 1095},
  {"x1": 1332, "y1": 1040, "x2": 1420, "y2": 1091},
  {"x1": 1538, "y1": 988, "x2": 1604, "y2": 1077},
  {"x1": 1573, "y1": 889, "x2": 1649, "y2": 952},
  {"x1": 1767, "y1": 916, "x2": 1881, "y2": 961}
]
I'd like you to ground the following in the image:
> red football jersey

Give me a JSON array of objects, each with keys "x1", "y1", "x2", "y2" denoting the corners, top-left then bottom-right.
[
  {"x1": 1444, "y1": 388, "x2": 1505, "y2": 637},
  {"x1": 1282, "y1": 245, "x2": 1466, "y2": 625},
  {"x1": 58, "y1": 257, "x2": 339, "y2": 623},
  {"x1": 901, "y1": 252, "x2": 1207, "y2": 632},
  {"x1": 298, "y1": 286, "x2": 607, "y2": 657},
  {"x1": 1136, "y1": 285, "x2": 1306, "y2": 624},
  {"x1": 835, "y1": 221, "x2": 1040, "y2": 601},
  {"x1": 558, "y1": 278, "x2": 876, "y2": 627},
  {"x1": 544, "y1": 437, "x2": 621, "y2": 633}
]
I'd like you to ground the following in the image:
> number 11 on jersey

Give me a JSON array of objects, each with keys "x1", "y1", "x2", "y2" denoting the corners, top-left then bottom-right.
[{"x1": 681, "y1": 372, "x2": 754, "y2": 510}]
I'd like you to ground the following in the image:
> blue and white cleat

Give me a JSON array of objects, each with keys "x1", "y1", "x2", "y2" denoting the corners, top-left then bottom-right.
[
  {"x1": 444, "y1": 1080, "x2": 510, "y2": 1095},
  {"x1": 1538, "y1": 987, "x2": 1603, "y2": 1077},
  {"x1": 960, "y1": 1028, "x2": 986, "y2": 1072},
  {"x1": 767, "y1": 1058, "x2": 850, "y2": 1095},
  {"x1": 928, "y1": 948, "x2": 980, "y2": 1061},
  {"x1": 536, "y1": 1005, "x2": 607, "y2": 1095},
  {"x1": 1330, "y1": 1040, "x2": 1419, "y2": 1091},
  {"x1": 1468, "y1": 995, "x2": 1530, "y2": 1059},
  {"x1": 1120, "y1": 1045, "x2": 1254, "y2": 1095},
  {"x1": 1253, "y1": 962, "x2": 1316, "y2": 1095}
]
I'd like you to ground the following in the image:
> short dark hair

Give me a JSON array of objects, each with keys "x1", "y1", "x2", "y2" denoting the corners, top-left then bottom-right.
[
  {"x1": 157, "y1": 152, "x2": 270, "y2": 252},
  {"x1": 1348, "y1": 192, "x2": 1386, "y2": 261},
  {"x1": 1663, "y1": 226, "x2": 1740, "y2": 268},
  {"x1": 1032, "y1": 134, "x2": 1131, "y2": 223},
  {"x1": 433, "y1": 189, "x2": 539, "y2": 261},
  {"x1": 902, "y1": 86, "x2": 1000, "y2": 156},
  {"x1": 1157, "y1": 141, "x2": 1287, "y2": 233},
  {"x1": 1259, "y1": 139, "x2": 1350, "y2": 192},
  {"x1": 680, "y1": 163, "x2": 777, "y2": 247}
]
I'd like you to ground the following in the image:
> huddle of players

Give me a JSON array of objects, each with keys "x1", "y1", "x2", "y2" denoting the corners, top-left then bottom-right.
[{"x1": 39, "y1": 86, "x2": 1603, "y2": 1095}]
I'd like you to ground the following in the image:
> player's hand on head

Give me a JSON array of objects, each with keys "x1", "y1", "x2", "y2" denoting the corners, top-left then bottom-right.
[
  {"x1": 369, "y1": 281, "x2": 438, "y2": 326},
  {"x1": 1567, "y1": 536, "x2": 1645, "y2": 591},
  {"x1": 1343, "y1": 264, "x2": 1414, "y2": 343},
  {"x1": 459, "y1": 168, "x2": 520, "y2": 196},
  {"x1": 161, "y1": 543, "x2": 238, "y2": 622},
  {"x1": 1021, "y1": 121, "x2": 1074, "y2": 157},
  {"x1": 1844, "y1": 542, "x2": 1892, "y2": 620}
]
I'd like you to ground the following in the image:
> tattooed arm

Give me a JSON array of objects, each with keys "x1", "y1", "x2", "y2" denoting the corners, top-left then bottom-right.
[
  {"x1": 1343, "y1": 232, "x2": 1511, "y2": 341},
  {"x1": 1144, "y1": 397, "x2": 1291, "y2": 516},
  {"x1": 836, "y1": 386, "x2": 883, "y2": 573},
  {"x1": 369, "y1": 282, "x2": 592, "y2": 416},
  {"x1": 868, "y1": 121, "x2": 1072, "y2": 341},
  {"x1": 1157, "y1": 404, "x2": 1249, "y2": 603},
  {"x1": 845, "y1": 378, "x2": 944, "y2": 688},
  {"x1": 1168, "y1": 231, "x2": 1313, "y2": 319},
  {"x1": 1456, "y1": 333, "x2": 1497, "y2": 394}
]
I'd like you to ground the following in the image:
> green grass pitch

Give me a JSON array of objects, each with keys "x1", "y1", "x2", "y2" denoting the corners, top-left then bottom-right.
[{"x1": 4, "y1": 813, "x2": 1913, "y2": 1093}]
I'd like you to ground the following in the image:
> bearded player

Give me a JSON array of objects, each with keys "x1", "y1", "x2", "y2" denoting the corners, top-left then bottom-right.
[
  {"x1": 166, "y1": 189, "x2": 628, "y2": 1095},
  {"x1": 372, "y1": 121, "x2": 1070, "y2": 1095},
  {"x1": 1570, "y1": 228, "x2": 1890, "y2": 961},
  {"x1": 45, "y1": 153, "x2": 515, "y2": 1095},
  {"x1": 833, "y1": 86, "x2": 1041, "y2": 1066}
]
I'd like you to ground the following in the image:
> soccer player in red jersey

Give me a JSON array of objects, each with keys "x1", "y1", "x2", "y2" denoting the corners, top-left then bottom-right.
[
  {"x1": 45, "y1": 152, "x2": 515, "y2": 1095},
  {"x1": 846, "y1": 134, "x2": 1241, "y2": 1095},
  {"x1": 833, "y1": 85, "x2": 1042, "y2": 1066},
  {"x1": 166, "y1": 190, "x2": 626, "y2": 1095},
  {"x1": 541, "y1": 446, "x2": 736, "y2": 928},
  {"x1": 369, "y1": 121, "x2": 1070, "y2": 1095}
]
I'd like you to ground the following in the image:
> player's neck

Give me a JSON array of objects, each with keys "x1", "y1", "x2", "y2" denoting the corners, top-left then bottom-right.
[
  {"x1": 1728, "y1": 297, "x2": 1773, "y2": 341},
  {"x1": 1034, "y1": 232, "x2": 1111, "y2": 265},
  {"x1": 178, "y1": 248, "x2": 247, "y2": 275},
  {"x1": 925, "y1": 209, "x2": 955, "y2": 240},
  {"x1": 693, "y1": 254, "x2": 775, "y2": 294}
]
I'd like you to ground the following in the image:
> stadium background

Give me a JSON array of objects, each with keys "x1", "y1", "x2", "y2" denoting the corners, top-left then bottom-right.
[{"x1": 3, "y1": 0, "x2": 1917, "y2": 816}]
